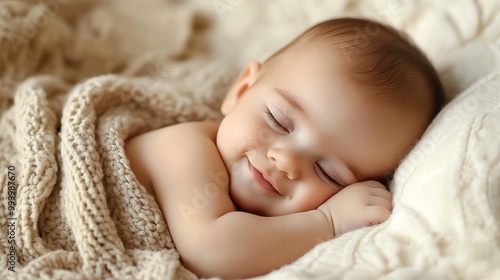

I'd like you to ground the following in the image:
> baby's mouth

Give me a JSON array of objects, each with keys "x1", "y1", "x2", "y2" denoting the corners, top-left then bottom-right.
[{"x1": 248, "y1": 160, "x2": 281, "y2": 195}]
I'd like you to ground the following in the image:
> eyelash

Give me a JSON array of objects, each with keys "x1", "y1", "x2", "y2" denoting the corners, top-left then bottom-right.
[
  {"x1": 314, "y1": 163, "x2": 342, "y2": 187},
  {"x1": 265, "y1": 108, "x2": 289, "y2": 133}
]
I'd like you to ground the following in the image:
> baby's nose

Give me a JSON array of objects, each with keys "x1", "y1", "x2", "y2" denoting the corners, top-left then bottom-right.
[{"x1": 267, "y1": 147, "x2": 299, "y2": 180}]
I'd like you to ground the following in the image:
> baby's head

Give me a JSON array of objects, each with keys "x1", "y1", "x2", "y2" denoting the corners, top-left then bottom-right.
[{"x1": 216, "y1": 18, "x2": 444, "y2": 216}]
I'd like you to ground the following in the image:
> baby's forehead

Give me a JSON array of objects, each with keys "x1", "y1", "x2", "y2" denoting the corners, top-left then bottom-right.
[{"x1": 262, "y1": 42, "x2": 361, "y2": 83}]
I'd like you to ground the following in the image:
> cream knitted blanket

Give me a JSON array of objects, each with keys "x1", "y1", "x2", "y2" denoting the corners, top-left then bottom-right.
[{"x1": 0, "y1": 1, "x2": 232, "y2": 279}]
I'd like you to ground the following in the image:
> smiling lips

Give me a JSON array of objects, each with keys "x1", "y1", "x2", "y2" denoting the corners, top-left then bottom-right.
[{"x1": 248, "y1": 160, "x2": 281, "y2": 195}]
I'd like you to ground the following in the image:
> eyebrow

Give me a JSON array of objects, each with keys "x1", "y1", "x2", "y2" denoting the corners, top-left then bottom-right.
[{"x1": 273, "y1": 88, "x2": 304, "y2": 113}]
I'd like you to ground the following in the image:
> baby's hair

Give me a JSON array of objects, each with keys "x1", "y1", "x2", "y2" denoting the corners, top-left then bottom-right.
[{"x1": 262, "y1": 17, "x2": 445, "y2": 120}]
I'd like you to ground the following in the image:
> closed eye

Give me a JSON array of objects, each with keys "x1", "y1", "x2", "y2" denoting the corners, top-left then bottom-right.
[
  {"x1": 265, "y1": 108, "x2": 289, "y2": 134},
  {"x1": 314, "y1": 162, "x2": 343, "y2": 187}
]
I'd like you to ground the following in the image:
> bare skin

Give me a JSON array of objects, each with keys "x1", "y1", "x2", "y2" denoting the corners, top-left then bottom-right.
[{"x1": 125, "y1": 50, "x2": 430, "y2": 279}]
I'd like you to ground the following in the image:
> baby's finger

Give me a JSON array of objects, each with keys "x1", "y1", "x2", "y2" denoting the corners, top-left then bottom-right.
[
  {"x1": 363, "y1": 180, "x2": 387, "y2": 190},
  {"x1": 368, "y1": 196, "x2": 392, "y2": 211},
  {"x1": 369, "y1": 187, "x2": 392, "y2": 201}
]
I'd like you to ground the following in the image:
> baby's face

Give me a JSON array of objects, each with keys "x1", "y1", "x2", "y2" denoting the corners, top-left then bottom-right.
[{"x1": 217, "y1": 51, "x2": 427, "y2": 216}]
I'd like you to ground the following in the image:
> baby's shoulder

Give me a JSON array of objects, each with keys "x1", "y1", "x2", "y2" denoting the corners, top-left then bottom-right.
[
  {"x1": 125, "y1": 121, "x2": 222, "y2": 192},
  {"x1": 169, "y1": 121, "x2": 220, "y2": 141},
  {"x1": 148, "y1": 121, "x2": 223, "y2": 169},
  {"x1": 148, "y1": 121, "x2": 219, "y2": 144},
  {"x1": 148, "y1": 121, "x2": 228, "y2": 196}
]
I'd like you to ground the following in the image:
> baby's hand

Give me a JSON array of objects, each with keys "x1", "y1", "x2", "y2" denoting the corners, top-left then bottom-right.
[{"x1": 318, "y1": 180, "x2": 392, "y2": 236}]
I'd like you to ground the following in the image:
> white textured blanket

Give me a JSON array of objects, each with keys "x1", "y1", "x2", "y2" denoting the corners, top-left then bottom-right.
[{"x1": 1, "y1": 0, "x2": 499, "y2": 279}]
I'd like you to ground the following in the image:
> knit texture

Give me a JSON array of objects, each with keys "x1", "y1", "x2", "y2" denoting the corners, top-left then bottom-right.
[{"x1": 0, "y1": 1, "x2": 232, "y2": 279}]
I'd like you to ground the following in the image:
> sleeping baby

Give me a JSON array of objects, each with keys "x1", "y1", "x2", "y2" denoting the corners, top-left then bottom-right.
[{"x1": 125, "y1": 17, "x2": 444, "y2": 279}]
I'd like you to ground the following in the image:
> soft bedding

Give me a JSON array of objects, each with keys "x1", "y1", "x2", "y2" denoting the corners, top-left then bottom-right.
[{"x1": 1, "y1": 0, "x2": 499, "y2": 279}]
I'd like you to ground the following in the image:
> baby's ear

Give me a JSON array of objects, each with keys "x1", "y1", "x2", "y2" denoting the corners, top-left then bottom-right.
[{"x1": 221, "y1": 61, "x2": 261, "y2": 115}]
